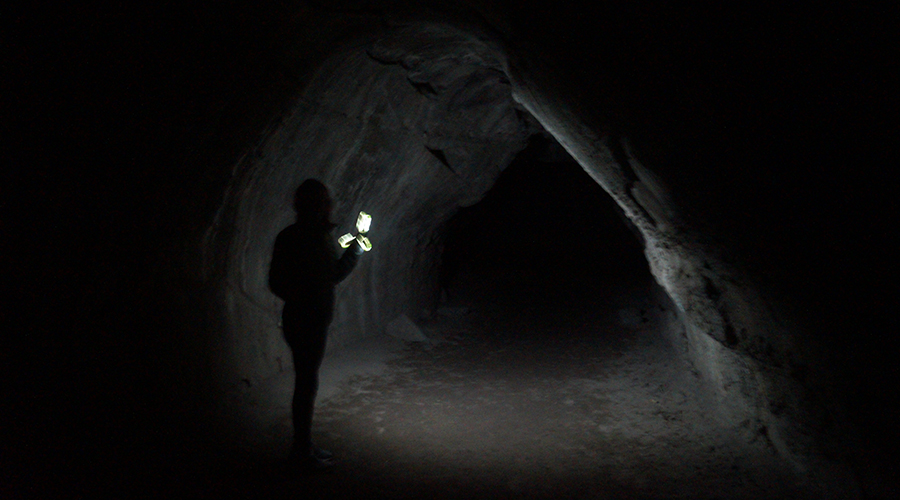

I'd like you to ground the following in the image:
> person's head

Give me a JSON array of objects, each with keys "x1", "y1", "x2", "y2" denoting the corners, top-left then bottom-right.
[{"x1": 293, "y1": 179, "x2": 333, "y2": 224}]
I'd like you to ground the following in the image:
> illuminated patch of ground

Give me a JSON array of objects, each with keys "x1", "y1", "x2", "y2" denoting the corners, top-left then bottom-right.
[{"x1": 273, "y1": 275, "x2": 809, "y2": 499}]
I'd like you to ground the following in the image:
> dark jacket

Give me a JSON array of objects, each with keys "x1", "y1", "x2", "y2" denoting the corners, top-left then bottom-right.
[{"x1": 269, "y1": 219, "x2": 360, "y2": 317}]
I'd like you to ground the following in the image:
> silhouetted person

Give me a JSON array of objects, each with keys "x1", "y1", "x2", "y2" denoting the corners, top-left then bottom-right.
[{"x1": 269, "y1": 179, "x2": 364, "y2": 471}]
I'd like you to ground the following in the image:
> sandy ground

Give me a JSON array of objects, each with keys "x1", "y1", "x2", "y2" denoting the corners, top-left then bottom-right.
[{"x1": 185, "y1": 271, "x2": 815, "y2": 500}]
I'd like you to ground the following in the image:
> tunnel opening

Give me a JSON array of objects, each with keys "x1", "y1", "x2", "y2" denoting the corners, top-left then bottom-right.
[
  {"x1": 191, "y1": 19, "x2": 863, "y2": 498},
  {"x1": 438, "y1": 132, "x2": 651, "y2": 320},
  {"x1": 285, "y1": 133, "x2": 816, "y2": 499},
  {"x1": 11, "y1": 4, "x2": 891, "y2": 499}
]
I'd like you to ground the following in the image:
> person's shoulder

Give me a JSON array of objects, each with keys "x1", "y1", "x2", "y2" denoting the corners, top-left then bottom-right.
[
  {"x1": 275, "y1": 223, "x2": 302, "y2": 245},
  {"x1": 275, "y1": 223, "x2": 293, "y2": 238}
]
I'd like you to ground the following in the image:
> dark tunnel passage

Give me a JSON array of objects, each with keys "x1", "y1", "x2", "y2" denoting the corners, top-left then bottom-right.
[
  {"x1": 188, "y1": 21, "x2": 861, "y2": 496},
  {"x1": 193, "y1": 134, "x2": 814, "y2": 499},
  {"x1": 150, "y1": 18, "x2": 873, "y2": 499},
  {"x1": 439, "y1": 134, "x2": 650, "y2": 311},
  {"x1": 434, "y1": 133, "x2": 663, "y2": 362},
  {"x1": 9, "y1": 3, "x2": 897, "y2": 499}
]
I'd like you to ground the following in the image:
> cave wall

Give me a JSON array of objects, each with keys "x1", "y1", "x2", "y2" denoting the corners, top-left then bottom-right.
[
  {"x1": 186, "y1": 7, "x2": 856, "y2": 493},
  {"x1": 506, "y1": 56, "x2": 851, "y2": 487},
  {"x1": 10, "y1": 2, "x2": 892, "y2": 497},
  {"x1": 201, "y1": 24, "x2": 539, "y2": 448}
]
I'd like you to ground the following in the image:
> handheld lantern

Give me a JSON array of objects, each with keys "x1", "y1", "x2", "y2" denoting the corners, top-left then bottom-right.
[{"x1": 339, "y1": 211, "x2": 373, "y2": 252}]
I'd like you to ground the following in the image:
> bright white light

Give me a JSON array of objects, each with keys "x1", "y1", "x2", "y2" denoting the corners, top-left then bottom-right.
[
  {"x1": 338, "y1": 212, "x2": 373, "y2": 250},
  {"x1": 356, "y1": 211, "x2": 372, "y2": 234},
  {"x1": 338, "y1": 233, "x2": 356, "y2": 248}
]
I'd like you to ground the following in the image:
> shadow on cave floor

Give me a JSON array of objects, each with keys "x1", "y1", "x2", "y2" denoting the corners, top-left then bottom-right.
[{"x1": 165, "y1": 271, "x2": 815, "y2": 500}]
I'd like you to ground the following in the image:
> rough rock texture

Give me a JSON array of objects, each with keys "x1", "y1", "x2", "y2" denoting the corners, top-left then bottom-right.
[
  {"x1": 202, "y1": 23, "x2": 540, "y2": 449},
  {"x1": 307, "y1": 275, "x2": 812, "y2": 499},
  {"x1": 506, "y1": 55, "x2": 856, "y2": 491},
  {"x1": 11, "y1": 2, "x2": 893, "y2": 499},
  {"x1": 386, "y1": 314, "x2": 430, "y2": 342},
  {"x1": 190, "y1": 9, "x2": 857, "y2": 497}
]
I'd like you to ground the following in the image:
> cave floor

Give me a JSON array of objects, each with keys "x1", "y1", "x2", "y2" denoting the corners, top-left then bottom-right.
[
  {"x1": 244, "y1": 274, "x2": 810, "y2": 499},
  {"x1": 195, "y1": 273, "x2": 811, "y2": 499}
]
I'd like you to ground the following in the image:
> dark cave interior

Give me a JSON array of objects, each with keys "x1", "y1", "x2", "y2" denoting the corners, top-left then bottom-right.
[
  {"x1": 441, "y1": 134, "x2": 649, "y2": 301},
  {"x1": 6, "y1": 1, "x2": 898, "y2": 498}
]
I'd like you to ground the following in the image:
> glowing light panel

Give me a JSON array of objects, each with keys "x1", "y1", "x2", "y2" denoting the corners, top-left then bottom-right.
[
  {"x1": 356, "y1": 211, "x2": 372, "y2": 234},
  {"x1": 356, "y1": 234, "x2": 372, "y2": 252},
  {"x1": 338, "y1": 211, "x2": 374, "y2": 251},
  {"x1": 338, "y1": 233, "x2": 356, "y2": 248}
]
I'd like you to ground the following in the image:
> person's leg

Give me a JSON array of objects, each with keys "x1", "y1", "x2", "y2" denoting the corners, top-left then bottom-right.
[
  {"x1": 290, "y1": 342, "x2": 324, "y2": 459},
  {"x1": 283, "y1": 305, "x2": 330, "y2": 462}
]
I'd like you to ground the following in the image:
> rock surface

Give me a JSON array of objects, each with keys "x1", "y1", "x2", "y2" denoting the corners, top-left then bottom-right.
[
  {"x1": 10, "y1": 2, "x2": 893, "y2": 499},
  {"x1": 185, "y1": 6, "x2": 858, "y2": 496},
  {"x1": 386, "y1": 314, "x2": 430, "y2": 343},
  {"x1": 204, "y1": 21, "x2": 540, "y2": 450}
]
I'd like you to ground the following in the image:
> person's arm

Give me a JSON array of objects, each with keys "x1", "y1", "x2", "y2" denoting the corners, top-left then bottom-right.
[{"x1": 333, "y1": 243, "x2": 362, "y2": 283}]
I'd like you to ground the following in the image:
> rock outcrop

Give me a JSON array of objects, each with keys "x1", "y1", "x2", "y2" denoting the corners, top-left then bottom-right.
[
  {"x1": 202, "y1": 21, "x2": 540, "y2": 451},
  {"x1": 184, "y1": 8, "x2": 856, "y2": 496}
]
